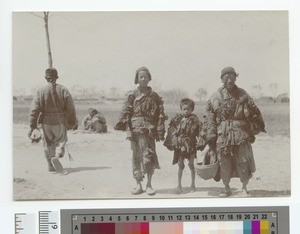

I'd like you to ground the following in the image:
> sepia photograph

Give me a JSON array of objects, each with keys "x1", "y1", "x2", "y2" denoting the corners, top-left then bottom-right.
[{"x1": 13, "y1": 11, "x2": 290, "y2": 200}]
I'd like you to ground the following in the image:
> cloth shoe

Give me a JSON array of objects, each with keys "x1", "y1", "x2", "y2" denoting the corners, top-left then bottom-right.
[
  {"x1": 146, "y1": 187, "x2": 156, "y2": 196},
  {"x1": 51, "y1": 157, "x2": 63, "y2": 173},
  {"x1": 131, "y1": 186, "x2": 143, "y2": 195}
]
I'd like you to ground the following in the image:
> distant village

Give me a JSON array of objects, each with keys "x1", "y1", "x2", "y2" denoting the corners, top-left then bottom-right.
[{"x1": 13, "y1": 85, "x2": 289, "y2": 105}]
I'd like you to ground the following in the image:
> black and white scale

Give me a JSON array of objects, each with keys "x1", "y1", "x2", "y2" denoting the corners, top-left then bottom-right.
[{"x1": 14, "y1": 206, "x2": 289, "y2": 234}]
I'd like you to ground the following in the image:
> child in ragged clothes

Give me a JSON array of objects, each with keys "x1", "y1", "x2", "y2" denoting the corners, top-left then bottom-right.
[{"x1": 164, "y1": 98, "x2": 202, "y2": 194}]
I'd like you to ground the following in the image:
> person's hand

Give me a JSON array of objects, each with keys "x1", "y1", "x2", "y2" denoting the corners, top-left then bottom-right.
[
  {"x1": 126, "y1": 130, "x2": 133, "y2": 141},
  {"x1": 28, "y1": 128, "x2": 42, "y2": 143},
  {"x1": 208, "y1": 139, "x2": 217, "y2": 149},
  {"x1": 72, "y1": 122, "x2": 78, "y2": 130},
  {"x1": 196, "y1": 137, "x2": 206, "y2": 151},
  {"x1": 126, "y1": 136, "x2": 132, "y2": 141},
  {"x1": 249, "y1": 135, "x2": 256, "y2": 143},
  {"x1": 28, "y1": 128, "x2": 35, "y2": 138},
  {"x1": 156, "y1": 133, "x2": 165, "y2": 142},
  {"x1": 196, "y1": 144, "x2": 206, "y2": 151}
]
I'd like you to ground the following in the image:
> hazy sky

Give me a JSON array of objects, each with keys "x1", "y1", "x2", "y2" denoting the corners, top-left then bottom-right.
[{"x1": 13, "y1": 11, "x2": 289, "y2": 97}]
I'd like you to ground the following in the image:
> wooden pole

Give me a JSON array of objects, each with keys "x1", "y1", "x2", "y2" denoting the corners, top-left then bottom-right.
[{"x1": 44, "y1": 12, "x2": 53, "y2": 68}]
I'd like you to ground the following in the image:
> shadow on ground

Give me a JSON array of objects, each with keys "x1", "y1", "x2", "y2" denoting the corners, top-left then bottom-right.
[
  {"x1": 249, "y1": 190, "x2": 290, "y2": 197},
  {"x1": 156, "y1": 187, "x2": 290, "y2": 198},
  {"x1": 63, "y1": 166, "x2": 111, "y2": 174},
  {"x1": 156, "y1": 186, "x2": 239, "y2": 197}
]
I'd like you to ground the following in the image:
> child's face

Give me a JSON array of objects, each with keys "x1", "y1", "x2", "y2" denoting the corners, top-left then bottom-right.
[
  {"x1": 137, "y1": 71, "x2": 150, "y2": 87},
  {"x1": 181, "y1": 104, "x2": 193, "y2": 117}
]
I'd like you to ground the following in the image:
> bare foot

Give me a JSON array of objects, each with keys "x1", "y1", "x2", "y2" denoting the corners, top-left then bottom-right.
[
  {"x1": 190, "y1": 185, "x2": 196, "y2": 193},
  {"x1": 176, "y1": 186, "x2": 183, "y2": 194},
  {"x1": 219, "y1": 187, "x2": 232, "y2": 198},
  {"x1": 239, "y1": 189, "x2": 251, "y2": 197}
]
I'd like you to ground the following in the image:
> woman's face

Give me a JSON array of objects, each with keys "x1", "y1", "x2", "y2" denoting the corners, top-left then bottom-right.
[
  {"x1": 137, "y1": 71, "x2": 150, "y2": 87},
  {"x1": 221, "y1": 73, "x2": 236, "y2": 91}
]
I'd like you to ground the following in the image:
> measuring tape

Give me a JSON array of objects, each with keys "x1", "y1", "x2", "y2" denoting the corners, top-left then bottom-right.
[{"x1": 15, "y1": 206, "x2": 289, "y2": 234}]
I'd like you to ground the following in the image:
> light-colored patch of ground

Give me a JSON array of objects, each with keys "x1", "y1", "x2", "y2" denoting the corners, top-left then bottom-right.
[{"x1": 13, "y1": 124, "x2": 290, "y2": 200}]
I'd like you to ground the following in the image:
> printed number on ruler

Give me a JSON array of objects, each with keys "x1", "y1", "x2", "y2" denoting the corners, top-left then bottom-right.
[{"x1": 39, "y1": 211, "x2": 59, "y2": 234}]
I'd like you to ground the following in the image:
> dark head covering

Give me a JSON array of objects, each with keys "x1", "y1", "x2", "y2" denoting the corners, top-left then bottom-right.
[
  {"x1": 45, "y1": 68, "x2": 58, "y2": 79},
  {"x1": 220, "y1": 67, "x2": 238, "y2": 79},
  {"x1": 134, "y1": 66, "x2": 152, "y2": 84}
]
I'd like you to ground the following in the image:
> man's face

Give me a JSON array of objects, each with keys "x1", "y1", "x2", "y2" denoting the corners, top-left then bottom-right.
[
  {"x1": 137, "y1": 71, "x2": 150, "y2": 87},
  {"x1": 46, "y1": 75, "x2": 57, "y2": 84},
  {"x1": 221, "y1": 73, "x2": 236, "y2": 91}
]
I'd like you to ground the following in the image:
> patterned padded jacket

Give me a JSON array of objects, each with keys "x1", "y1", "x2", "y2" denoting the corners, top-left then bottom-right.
[
  {"x1": 164, "y1": 114, "x2": 202, "y2": 154},
  {"x1": 199, "y1": 85, "x2": 265, "y2": 154},
  {"x1": 114, "y1": 86, "x2": 166, "y2": 140}
]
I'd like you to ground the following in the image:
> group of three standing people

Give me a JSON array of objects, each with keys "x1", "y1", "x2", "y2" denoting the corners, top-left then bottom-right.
[
  {"x1": 29, "y1": 66, "x2": 265, "y2": 197},
  {"x1": 114, "y1": 66, "x2": 265, "y2": 197}
]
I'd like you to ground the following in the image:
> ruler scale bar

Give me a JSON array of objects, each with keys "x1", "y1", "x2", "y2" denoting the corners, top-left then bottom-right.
[{"x1": 60, "y1": 206, "x2": 289, "y2": 234}]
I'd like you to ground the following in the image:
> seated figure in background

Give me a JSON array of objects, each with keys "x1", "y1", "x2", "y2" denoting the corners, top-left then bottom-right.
[{"x1": 82, "y1": 108, "x2": 107, "y2": 133}]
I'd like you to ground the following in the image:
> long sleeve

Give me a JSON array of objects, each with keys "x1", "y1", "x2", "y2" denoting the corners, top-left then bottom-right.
[
  {"x1": 200, "y1": 100, "x2": 218, "y2": 144},
  {"x1": 156, "y1": 96, "x2": 166, "y2": 140},
  {"x1": 29, "y1": 91, "x2": 41, "y2": 129},
  {"x1": 114, "y1": 92, "x2": 134, "y2": 131},
  {"x1": 246, "y1": 95, "x2": 266, "y2": 134},
  {"x1": 190, "y1": 115, "x2": 202, "y2": 138},
  {"x1": 64, "y1": 90, "x2": 77, "y2": 129},
  {"x1": 81, "y1": 114, "x2": 91, "y2": 130}
]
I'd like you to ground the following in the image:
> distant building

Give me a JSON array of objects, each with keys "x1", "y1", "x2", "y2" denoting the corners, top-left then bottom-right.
[
  {"x1": 14, "y1": 95, "x2": 33, "y2": 103},
  {"x1": 257, "y1": 93, "x2": 290, "y2": 103},
  {"x1": 276, "y1": 93, "x2": 290, "y2": 103},
  {"x1": 257, "y1": 96, "x2": 274, "y2": 103}
]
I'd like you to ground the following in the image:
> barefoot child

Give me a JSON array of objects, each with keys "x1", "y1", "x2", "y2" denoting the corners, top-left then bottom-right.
[{"x1": 164, "y1": 98, "x2": 202, "y2": 194}]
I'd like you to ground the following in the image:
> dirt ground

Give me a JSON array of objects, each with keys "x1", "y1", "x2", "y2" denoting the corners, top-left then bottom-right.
[{"x1": 13, "y1": 124, "x2": 290, "y2": 200}]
